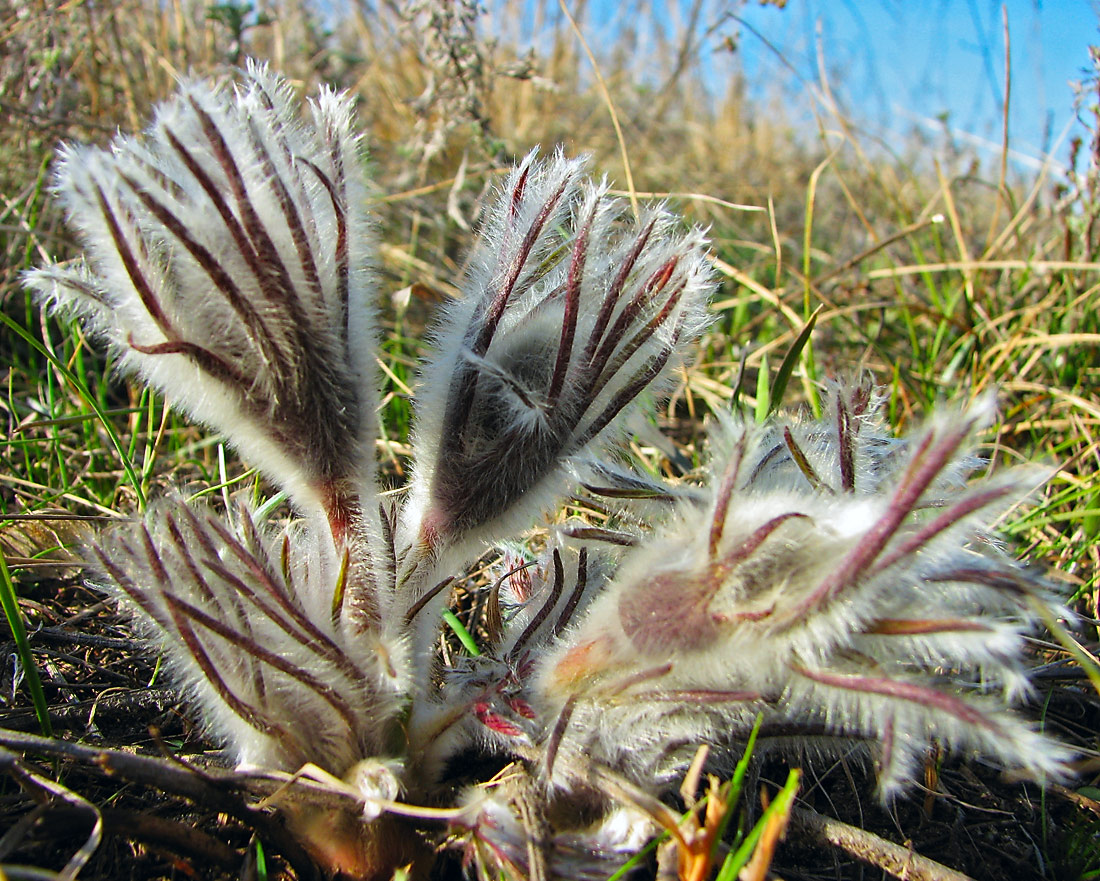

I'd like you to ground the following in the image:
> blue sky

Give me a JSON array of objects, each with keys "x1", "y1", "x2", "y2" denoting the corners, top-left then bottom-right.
[
  {"x1": 729, "y1": 0, "x2": 1099, "y2": 173},
  {"x1": 400, "y1": 0, "x2": 1098, "y2": 173}
]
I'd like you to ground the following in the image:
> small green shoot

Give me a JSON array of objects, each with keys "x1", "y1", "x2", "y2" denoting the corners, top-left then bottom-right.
[
  {"x1": 252, "y1": 837, "x2": 268, "y2": 881},
  {"x1": 714, "y1": 768, "x2": 800, "y2": 881},
  {"x1": 442, "y1": 610, "x2": 481, "y2": 656},
  {"x1": 754, "y1": 352, "x2": 770, "y2": 423}
]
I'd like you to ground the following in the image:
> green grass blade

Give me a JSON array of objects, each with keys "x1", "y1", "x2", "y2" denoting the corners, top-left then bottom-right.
[
  {"x1": 607, "y1": 833, "x2": 664, "y2": 881},
  {"x1": 714, "y1": 768, "x2": 800, "y2": 881},
  {"x1": 442, "y1": 610, "x2": 481, "y2": 656},
  {"x1": 253, "y1": 491, "x2": 290, "y2": 525},
  {"x1": 1029, "y1": 596, "x2": 1100, "y2": 697},
  {"x1": 768, "y1": 306, "x2": 821, "y2": 417},
  {"x1": 729, "y1": 713, "x2": 764, "y2": 804},
  {"x1": 253, "y1": 838, "x2": 268, "y2": 881},
  {"x1": 705, "y1": 712, "x2": 767, "y2": 858},
  {"x1": 0, "y1": 552, "x2": 53, "y2": 737},
  {"x1": 0, "y1": 312, "x2": 145, "y2": 510},
  {"x1": 186, "y1": 467, "x2": 261, "y2": 504},
  {"x1": 754, "y1": 352, "x2": 770, "y2": 424}
]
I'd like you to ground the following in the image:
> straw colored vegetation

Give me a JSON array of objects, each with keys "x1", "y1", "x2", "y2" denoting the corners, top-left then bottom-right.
[{"x1": 0, "y1": 1, "x2": 1097, "y2": 880}]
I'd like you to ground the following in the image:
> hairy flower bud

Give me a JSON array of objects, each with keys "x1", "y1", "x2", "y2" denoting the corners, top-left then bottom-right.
[
  {"x1": 26, "y1": 62, "x2": 379, "y2": 541},
  {"x1": 401, "y1": 151, "x2": 714, "y2": 561},
  {"x1": 535, "y1": 383, "x2": 1071, "y2": 795}
]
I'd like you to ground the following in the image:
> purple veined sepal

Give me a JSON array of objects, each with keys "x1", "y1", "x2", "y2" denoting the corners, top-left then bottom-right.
[
  {"x1": 25, "y1": 61, "x2": 380, "y2": 551},
  {"x1": 531, "y1": 383, "x2": 1073, "y2": 796},
  {"x1": 398, "y1": 149, "x2": 715, "y2": 588},
  {"x1": 89, "y1": 495, "x2": 410, "y2": 777}
]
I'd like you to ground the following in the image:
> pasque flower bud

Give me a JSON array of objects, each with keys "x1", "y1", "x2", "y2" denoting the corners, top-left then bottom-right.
[
  {"x1": 400, "y1": 151, "x2": 714, "y2": 561},
  {"x1": 26, "y1": 61, "x2": 379, "y2": 550},
  {"x1": 534, "y1": 381, "x2": 1070, "y2": 795}
]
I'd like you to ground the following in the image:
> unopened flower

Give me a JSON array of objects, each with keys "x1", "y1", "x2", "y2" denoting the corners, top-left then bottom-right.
[
  {"x1": 534, "y1": 381, "x2": 1070, "y2": 795},
  {"x1": 400, "y1": 151, "x2": 714, "y2": 562},
  {"x1": 26, "y1": 61, "x2": 379, "y2": 546},
  {"x1": 89, "y1": 496, "x2": 412, "y2": 877},
  {"x1": 93, "y1": 499, "x2": 407, "y2": 773}
]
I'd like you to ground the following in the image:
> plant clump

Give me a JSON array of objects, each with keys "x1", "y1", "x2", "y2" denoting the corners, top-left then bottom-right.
[{"x1": 20, "y1": 63, "x2": 1072, "y2": 881}]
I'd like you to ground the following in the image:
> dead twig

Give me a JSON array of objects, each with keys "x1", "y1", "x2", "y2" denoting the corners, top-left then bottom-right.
[
  {"x1": 100, "y1": 808, "x2": 243, "y2": 871},
  {"x1": 789, "y1": 803, "x2": 976, "y2": 881},
  {"x1": 0, "y1": 728, "x2": 321, "y2": 881},
  {"x1": 0, "y1": 744, "x2": 102, "y2": 881}
]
